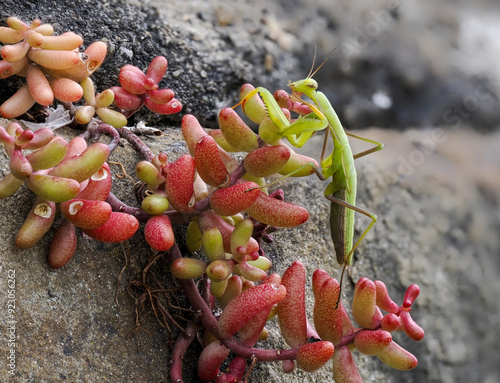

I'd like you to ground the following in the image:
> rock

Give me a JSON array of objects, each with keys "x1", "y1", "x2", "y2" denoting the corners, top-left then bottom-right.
[{"x1": 0, "y1": 0, "x2": 298, "y2": 128}]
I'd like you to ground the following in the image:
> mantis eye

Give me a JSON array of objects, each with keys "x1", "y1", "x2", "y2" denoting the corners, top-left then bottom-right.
[{"x1": 307, "y1": 79, "x2": 319, "y2": 89}]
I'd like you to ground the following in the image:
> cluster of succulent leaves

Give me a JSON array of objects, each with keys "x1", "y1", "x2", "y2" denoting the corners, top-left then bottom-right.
[
  {"x1": 0, "y1": 17, "x2": 424, "y2": 382},
  {"x1": 0, "y1": 16, "x2": 181, "y2": 124}
]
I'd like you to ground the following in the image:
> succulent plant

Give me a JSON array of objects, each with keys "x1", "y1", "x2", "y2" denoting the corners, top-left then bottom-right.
[{"x1": 0, "y1": 16, "x2": 424, "y2": 383}]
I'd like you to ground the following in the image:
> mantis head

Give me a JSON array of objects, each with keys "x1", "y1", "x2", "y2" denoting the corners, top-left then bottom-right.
[{"x1": 289, "y1": 78, "x2": 318, "y2": 97}]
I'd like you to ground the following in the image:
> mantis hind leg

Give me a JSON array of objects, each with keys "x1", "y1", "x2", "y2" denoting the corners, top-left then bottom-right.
[{"x1": 346, "y1": 131, "x2": 384, "y2": 160}]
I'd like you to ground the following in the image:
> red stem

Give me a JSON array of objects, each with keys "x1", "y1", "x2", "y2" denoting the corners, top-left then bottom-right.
[
  {"x1": 168, "y1": 243, "x2": 298, "y2": 362},
  {"x1": 117, "y1": 126, "x2": 154, "y2": 161},
  {"x1": 170, "y1": 322, "x2": 196, "y2": 383},
  {"x1": 80, "y1": 121, "x2": 121, "y2": 154}
]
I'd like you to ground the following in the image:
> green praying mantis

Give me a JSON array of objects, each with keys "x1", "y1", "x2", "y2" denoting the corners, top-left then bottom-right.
[{"x1": 239, "y1": 55, "x2": 384, "y2": 290}]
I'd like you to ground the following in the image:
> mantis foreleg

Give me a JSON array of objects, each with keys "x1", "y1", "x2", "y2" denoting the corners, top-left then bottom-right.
[{"x1": 238, "y1": 87, "x2": 328, "y2": 148}]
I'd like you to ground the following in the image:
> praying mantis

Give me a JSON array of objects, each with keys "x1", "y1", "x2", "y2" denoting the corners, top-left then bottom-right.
[{"x1": 239, "y1": 56, "x2": 384, "y2": 288}]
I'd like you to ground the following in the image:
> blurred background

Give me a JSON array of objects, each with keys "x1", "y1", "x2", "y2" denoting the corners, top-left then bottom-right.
[{"x1": 153, "y1": 0, "x2": 500, "y2": 132}]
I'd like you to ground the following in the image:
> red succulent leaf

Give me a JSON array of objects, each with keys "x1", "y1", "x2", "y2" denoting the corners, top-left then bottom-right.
[
  {"x1": 171, "y1": 257, "x2": 207, "y2": 279},
  {"x1": 198, "y1": 341, "x2": 230, "y2": 382},
  {"x1": 0, "y1": 173, "x2": 24, "y2": 198},
  {"x1": 354, "y1": 329, "x2": 392, "y2": 356},
  {"x1": 217, "y1": 275, "x2": 243, "y2": 309},
  {"x1": 380, "y1": 313, "x2": 402, "y2": 332},
  {"x1": 37, "y1": 41, "x2": 107, "y2": 82},
  {"x1": 145, "y1": 56, "x2": 168, "y2": 85},
  {"x1": 0, "y1": 84, "x2": 35, "y2": 118},
  {"x1": 165, "y1": 154, "x2": 196, "y2": 213},
  {"x1": 28, "y1": 48, "x2": 82, "y2": 70},
  {"x1": 377, "y1": 341, "x2": 418, "y2": 370},
  {"x1": 313, "y1": 277, "x2": 343, "y2": 345},
  {"x1": 76, "y1": 162, "x2": 112, "y2": 201},
  {"x1": 10, "y1": 149, "x2": 33, "y2": 179},
  {"x1": 281, "y1": 359, "x2": 295, "y2": 373},
  {"x1": 194, "y1": 135, "x2": 229, "y2": 187},
  {"x1": 218, "y1": 283, "x2": 286, "y2": 339},
  {"x1": 64, "y1": 136, "x2": 87, "y2": 159},
  {"x1": 403, "y1": 284, "x2": 420, "y2": 308},
  {"x1": 226, "y1": 356, "x2": 246, "y2": 381},
  {"x1": 27, "y1": 173, "x2": 81, "y2": 203},
  {"x1": 312, "y1": 269, "x2": 330, "y2": 298},
  {"x1": 218, "y1": 107, "x2": 258, "y2": 152},
  {"x1": 332, "y1": 347, "x2": 363, "y2": 383},
  {"x1": 181, "y1": 114, "x2": 208, "y2": 155},
  {"x1": 144, "y1": 97, "x2": 182, "y2": 115},
  {"x1": 50, "y1": 142, "x2": 109, "y2": 183},
  {"x1": 296, "y1": 341, "x2": 335, "y2": 373},
  {"x1": 277, "y1": 260, "x2": 307, "y2": 348},
  {"x1": 229, "y1": 218, "x2": 254, "y2": 259},
  {"x1": 208, "y1": 129, "x2": 238, "y2": 152},
  {"x1": 48, "y1": 219, "x2": 77, "y2": 269},
  {"x1": 14, "y1": 128, "x2": 34, "y2": 146},
  {"x1": 15, "y1": 198, "x2": 55, "y2": 249},
  {"x1": 273, "y1": 89, "x2": 292, "y2": 110},
  {"x1": 141, "y1": 191, "x2": 169, "y2": 215},
  {"x1": 245, "y1": 191, "x2": 309, "y2": 227},
  {"x1": 340, "y1": 302, "x2": 355, "y2": 337},
  {"x1": 209, "y1": 182, "x2": 260, "y2": 217},
  {"x1": 27, "y1": 62, "x2": 54, "y2": 106},
  {"x1": 110, "y1": 86, "x2": 144, "y2": 110},
  {"x1": 19, "y1": 127, "x2": 53, "y2": 150},
  {"x1": 147, "y1": 88, "x2": 174, "y2": 104},
  {"x1": 119, "y1": 65, "x2": 147, "y2": 94},
  {"x1": 0, "y1": 56, "x2": 28, "y2": 79},
  {"x1": 144, "y1": 215, "x2": 175, "y2": 251},
  {"x1": 215, "y1": 373, "x2": 236, "y2": 383},
  {"x1": 278, "y1": 150, "x2": 319, "y2": 177},
  {"x1": 400, "y1": 311, "x2": 425, "y2": 341},
  {"x1": 26, "y1": 136, "x2": 68, "y2": 170},
  {"x1": 291, "y1": 101, "x2": 313, "y2": 116},
  {"x1": 374, "y1": 280, "x2": 402, "y2": 314},
  {"x1": 60, "y1": 199, "x2": 112, "y2": 229},
  {"x1": 83, "y1": 212, "x2": 139, "y2": 243},
  {"x1": 49, "y1": 77, "x2": 83, "y2": 103},
  {"x1": 6, "y1": 122, "x2": 23, "y2": 140},
  {"x1": 136, "y1": 160, "x2": 166, "y2": 186},
  {"x1": 243, "y1": 144, "x2": 291, "y2": 177},
  {"x1": 0, "y1": 126, "x2": 15, "y2": 146},
  {"x1": 233, "y1": 261, "x2": 267, "y2": 282},
  {"x1": 239, "y1": 83, "x2": 267, "y2": 124},
  {"x1": 263, "y1": 273, "x2": 281, "y2": 285},
  {"x1": 237, "y1": 306, "x2": 271, "y2": 347},
  {"x1": 80, "y1": 41, "x2": 107, "y2": 79},
  {"x1": 352, "y1": 277, "x2": 381, "y2": 329},
  {"x1": 206, "y1": 260, "x2": 234, "y2": 282}
]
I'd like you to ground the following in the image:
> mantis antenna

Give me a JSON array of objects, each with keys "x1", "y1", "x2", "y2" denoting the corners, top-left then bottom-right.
[{"x1": 307, "y1": 46, "x2": 337, "y2": 80}]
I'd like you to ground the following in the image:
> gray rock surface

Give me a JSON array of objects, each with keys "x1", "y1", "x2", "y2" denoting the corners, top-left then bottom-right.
[{"x1": 0, "y1": 1, "x2": 499, "y2": 383}]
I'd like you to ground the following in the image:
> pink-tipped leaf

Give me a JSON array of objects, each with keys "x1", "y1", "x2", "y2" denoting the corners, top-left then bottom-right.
[{"x1": 277, "y1": 260, "x2": 307, "y2": 348}]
